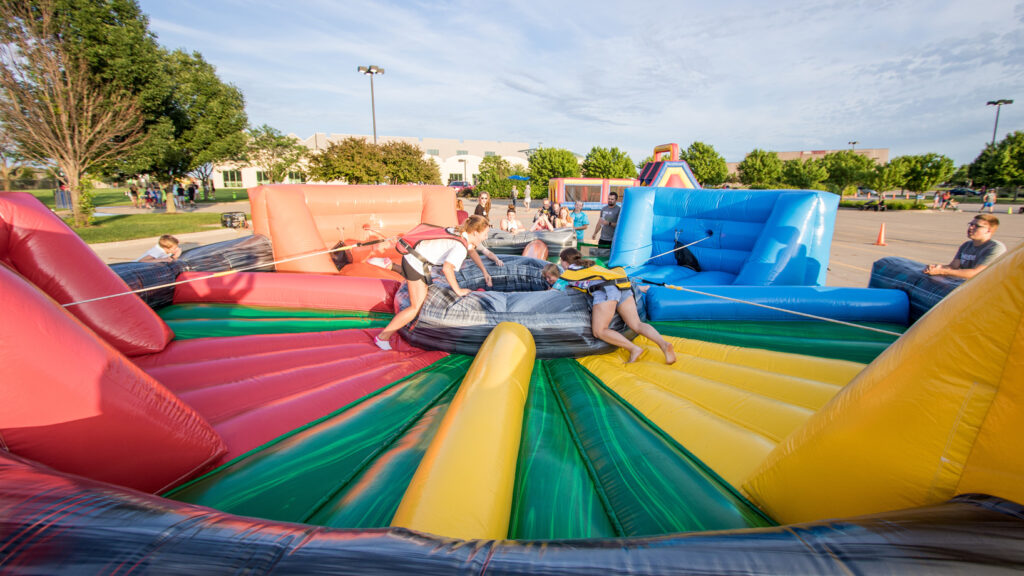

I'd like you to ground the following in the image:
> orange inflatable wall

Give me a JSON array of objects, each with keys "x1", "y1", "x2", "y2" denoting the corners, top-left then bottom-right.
[{"x1": 249, "y1": 185, "x2": 456, "y2": 274}]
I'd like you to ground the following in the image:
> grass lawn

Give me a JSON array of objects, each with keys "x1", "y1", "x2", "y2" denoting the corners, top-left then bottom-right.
[
  {"x1": 21, "y1": 187, "x2": 250, "y2": 209},
  {"x1": 69, "y1": 213, "x2": 228, "y2": 244}
]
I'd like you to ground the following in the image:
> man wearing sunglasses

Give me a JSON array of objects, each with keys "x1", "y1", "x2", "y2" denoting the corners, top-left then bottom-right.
[{"x1": 924, "y1": 214, "x2": 1006, "y2": 280}]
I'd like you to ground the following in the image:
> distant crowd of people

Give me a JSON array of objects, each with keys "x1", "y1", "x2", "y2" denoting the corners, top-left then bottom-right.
[{"x1": 128, "y1": 179, "x2": 215, "y2": 210}]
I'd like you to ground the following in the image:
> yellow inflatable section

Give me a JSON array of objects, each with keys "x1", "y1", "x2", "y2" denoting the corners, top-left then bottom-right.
[
  {"x1": 579, "y1": 337, "x2": 863, "y2": 488},
  {"x1": 390, "y1": 322, "x2": 535, "y2": 540},
  {"x1": 744, "y1": 241, "x2": 1024, "y2": 524}
]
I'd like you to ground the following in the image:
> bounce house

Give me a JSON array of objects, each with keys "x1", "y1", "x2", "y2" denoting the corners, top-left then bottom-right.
[{"x1": 4, "y1": 190, "x2": 1024, "y2": 573}]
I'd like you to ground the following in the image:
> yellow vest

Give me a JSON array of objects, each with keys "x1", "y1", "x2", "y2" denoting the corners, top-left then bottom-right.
[{"x1": 559, "y1": 265, "x2": 632, "y2": 293}]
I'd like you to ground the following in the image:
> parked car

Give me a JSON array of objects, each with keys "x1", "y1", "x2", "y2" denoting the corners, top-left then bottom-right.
[
  {"x1": 949, "y1": 187, "x2": 980, "y2": 196},
  {"x1": 448, "y1": 181, "x2": 474, "y2": 197},
  {"x1": 857, "y1": 187, "x2": 878, "y2": 197}
]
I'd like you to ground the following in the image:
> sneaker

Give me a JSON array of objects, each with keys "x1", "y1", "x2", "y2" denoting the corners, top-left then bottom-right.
[{"x1": 374, "y1": 336, "x2": 392, "y2": 351}]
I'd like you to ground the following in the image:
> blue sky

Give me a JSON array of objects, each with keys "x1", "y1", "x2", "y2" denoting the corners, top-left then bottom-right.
[{"x1": 138, "y1": 0, "x2": 1023, "y2": 165}]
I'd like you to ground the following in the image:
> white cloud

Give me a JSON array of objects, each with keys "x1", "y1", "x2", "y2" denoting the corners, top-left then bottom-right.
[{"x1": 140, "y1": 0, "x2": 1024, "y2": 164}]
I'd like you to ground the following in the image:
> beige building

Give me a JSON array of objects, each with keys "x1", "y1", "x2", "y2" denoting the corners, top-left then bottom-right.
[
  {"x1": 212, "y1": 133, "x2": 531, "y2": 189},
  {"x1": 726, "y1": 147, "x2": 889, "y2": 175}
]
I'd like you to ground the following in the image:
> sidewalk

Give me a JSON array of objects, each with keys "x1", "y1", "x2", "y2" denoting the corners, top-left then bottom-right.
[{"x1": 88, "y1": 201, "x2": 253, "y2": 264}]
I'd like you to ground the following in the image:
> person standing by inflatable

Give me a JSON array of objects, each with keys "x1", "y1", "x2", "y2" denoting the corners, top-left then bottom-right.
[
  {"x1": 455, "y1": 198, "x2": 469, "y2": 224},
  {"x1": 374, "y1": 215, "x2": 497, "y2": 350},
  {"x1": 592, "y1": 191, "x2": 621, "y2": 249},
  {"x1": 474, "y1": 192, "x2": 493, "y2": 224},
  {"x1": 556, "y1": 248, "x2": 676, "y2": 364},
  {"x1": 924, "y1": 214, "x2": 1006, "y2": 280},
  {"x1": 571, "y1": 201, "x2": 589, "y2": 244}
]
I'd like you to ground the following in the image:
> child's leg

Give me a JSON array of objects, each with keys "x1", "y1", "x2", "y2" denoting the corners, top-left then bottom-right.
[
  {"x1": 591, "y1": 299, "x2": 644, "y2": 362},
  {"x1": 616, "y1": 296, "x2": 677, "y2": 364},
  {"x1": 377, "y1": 279, "x2": 428, "y2": 342}
]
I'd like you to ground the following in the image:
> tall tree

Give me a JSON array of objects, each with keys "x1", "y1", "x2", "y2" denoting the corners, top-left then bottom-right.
[
  {"x1": 864, "y1": 161, "x2": 906, "y2": 195},
  {"x1": 581, "y1": 146, "x2": 637, "y2": 179},
  {"x1": 0, "y1": 0, "x2": 148, "y2": 226},
  {"x1": 306, "y1": 136, "x2": 384, "y2": 184},
  {"x1": 737, "y1": 149, "x2": 782, "y2": 189},
  {"x1": 528, "y1": 147, "x2": 580, "y2": 191},
  {"x1": 240, "y1": 125, "x2": 307, "y2": 185},
  {"x1": 900, "y1": 153, "x2": 954, "y2": 194},
  {"x1": 0, "y1": 124, "x2": 29, "y2": 191},
  {"x1": 475, "y1": 155, "x2": 514, "y2": 198},
  {"x1": 821, "y1": 150, "x2": 875, "y2": 194},
  {"x1": 380, "y1": 140, "x2": 439, "y2": 184},
  {"x1": 682, "y1": 141, "x2": 728, "y2": 187},
  {"x1": 781, "y1": 158, "x2": 829, "y2": 189}
]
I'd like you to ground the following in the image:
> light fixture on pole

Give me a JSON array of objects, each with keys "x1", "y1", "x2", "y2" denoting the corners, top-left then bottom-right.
[
  {"x1": 848, "y1": 141, "x2": 859, "y2": 151},
  {"x1": 357, "y1": 65, "x2": 385, "y2": 144},
  {"x1": 986, "y1": 99, "x2": 1013, "y2": 146}
]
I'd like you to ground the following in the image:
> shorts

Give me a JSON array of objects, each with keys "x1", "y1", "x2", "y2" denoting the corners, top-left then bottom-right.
[
  {"x1": 597, "y1": 239, "x2": 613, "y2": 249},
  {"x1": 401, "y1": 256, "x2": 429, "y2": 284},
  {"x1": 983, "y1": 202, "x2": 993, "y2": 208},
  {"x1": 591, "y1": 284, "x2": 631, "y2": 306}
]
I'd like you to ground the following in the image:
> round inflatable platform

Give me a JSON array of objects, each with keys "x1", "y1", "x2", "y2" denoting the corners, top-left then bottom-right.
[
  {"x1": 396, "y1": 256, "x2": 643, "y2": 357},
  {"x1": 484, "y1": 228, "x2": 576, "y2": 255}
]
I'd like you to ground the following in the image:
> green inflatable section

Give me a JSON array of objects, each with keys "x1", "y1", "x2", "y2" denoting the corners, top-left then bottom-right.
[
  {"x1": 159, "y1": 303, "x2": 391, "y2": 339},
  {"x1": 166, "y1": 355, "x2": 469, "y2": 525},
  {"x1": 652, "y1": 320, "x2": 903, "y2": 363},
  {"x1": 170, "y1": 355, "x2": 772, "y2": 538}
]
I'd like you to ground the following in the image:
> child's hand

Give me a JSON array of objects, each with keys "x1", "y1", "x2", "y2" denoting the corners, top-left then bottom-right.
[
  {"x1": 454, "y1": 287, "x2": 472, "y2": 297},
  {"x1": 483, "y1": 272, "x2": 493, "y2": 288}
]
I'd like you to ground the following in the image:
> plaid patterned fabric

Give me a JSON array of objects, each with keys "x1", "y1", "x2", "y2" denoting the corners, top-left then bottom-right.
[
  {"x1": 111, "y1": 235, "x2": 275, "y2": 310},
  {"x1": 484, "y1": 228, "x2": 576, "y2": 255},
  {"x1": 869, "y1": 256, "x2": 960, "y2": 323},
  {"x1": 397, "y1": 256, "x2": 645, "y2": 358}
]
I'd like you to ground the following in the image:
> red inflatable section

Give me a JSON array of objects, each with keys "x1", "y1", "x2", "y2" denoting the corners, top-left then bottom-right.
[
  {"x1": 0, "y1": 263, "x2": 226, "y2": 493},
  {"x1": 133, "y1": 330, "x2": 445, "y2": 461},
  {"x1": 0, "y1": 192, "x2": 173, "y2": 355},
  {"x1": 172, "y1": 271, "x2": 400, "y2": 312}
]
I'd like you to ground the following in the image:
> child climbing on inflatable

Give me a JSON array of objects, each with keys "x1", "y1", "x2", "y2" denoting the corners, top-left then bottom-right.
[
  {"x1": 552, "y1": 248, "x2": 676, "y2": 364},
  {"x1": 374, "y1": 215, "x2": 499, "y2": 351}
]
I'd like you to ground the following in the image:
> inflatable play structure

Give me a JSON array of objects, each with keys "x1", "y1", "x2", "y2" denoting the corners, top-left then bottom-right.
[{"x1": 5, "y1": 189, "x2": 1024, "y2": 572}]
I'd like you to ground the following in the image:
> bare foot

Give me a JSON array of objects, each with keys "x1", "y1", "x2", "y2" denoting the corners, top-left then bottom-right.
[
  {"x1": 627, "y1": 347, "x2": 646, "y2": 364},
  {"x1": 661, "y1": 343, "x2": 677, "y2": 365}
]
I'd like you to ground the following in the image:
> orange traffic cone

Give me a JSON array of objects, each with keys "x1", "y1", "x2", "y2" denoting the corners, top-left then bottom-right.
[{"x1": 875, "y1": 222, "x2": 887, "y2": 246}]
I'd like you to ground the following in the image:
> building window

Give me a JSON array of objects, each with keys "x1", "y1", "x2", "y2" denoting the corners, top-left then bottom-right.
[
  {"x1": 286, "y1": 171, "x2": 305, "y2": 184},
  {"x1": 449, "y1": 174, "x2": 464, "y2": 184},
  {"x1": 222, "y1": 170, "x2": 242, "y2": 187},
  {"x1": 484, "y1": 151, "x2": 496, "y2": 157},
  {"x1": 456, "y1": 150, "x2": 468, "y2": 156},
  {"x1": 426, "y1": 148, "x2": 440, "y2": 156},
  {"x1": 255, "y1": 171, "x2": 269, "y2": 185}
]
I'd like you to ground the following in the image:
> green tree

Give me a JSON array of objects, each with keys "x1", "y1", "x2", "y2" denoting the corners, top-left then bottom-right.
[
  {"x1": 0, "y1": 0, "x2": 151, "y2": 225},
  {"x1": 581, "y1": 146, "x2": 637, "y2": 179},
  {"x1": 380, "y1": 141, "x2": 439, "y2": 184},
  {"x1": 0, "y1": 124, "x2": 29, "y2": 191},
  {"x1": 127, "y1": 49, "x2": 247, "y2": 210},
  {"x1": 864, "y1": 161, "x2": 906, "y2": 195},
  {"x1": 998, "y1": 131, "x2": 1024, "y2": 199},
  {"x1": 307, "y1": 136, "x2": 384, "y2": 184},
  {"x1": 947, "y1": 164, "x2": 972, "y2": 187},
  {"x1": 821, "y1": 150, "x2": 875, "y2": 194},
  {"x1": 682, "y1": 141, "x2": 728, "y2": 187},
  {"x1": 241, "y1": 125, "x2": 308, "y2": 185},
  {"x1": 780, "y1": 158, "x2": 829, "y2": 190},
  {"x1": 475, "y1": 155, "x2": 515, "y2": 198},
  {"x1": 737, "y1": 149, "x2": 782, "y2": 189},
  {"x1": 528, "y1": 147, "x2": 580, "y2": 191},
  {"x1": 900, "y1": 153, "x2": 954, "y2": 194}
]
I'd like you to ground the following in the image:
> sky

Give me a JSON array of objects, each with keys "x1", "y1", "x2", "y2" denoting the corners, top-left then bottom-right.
[{"x1": 137, "y1": 0, "x2": 1024, "y2": 166}]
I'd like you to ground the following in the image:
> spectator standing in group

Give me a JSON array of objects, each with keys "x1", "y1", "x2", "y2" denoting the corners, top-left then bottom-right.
[
  {"x1": 474, "y1": 192, "x2": 493, "y2": 224},
  {"x1": 571, "y1": 201, "x2": 590, "y2": 245},
  {"x1": 534, "y1": 198, "x2": 553, "y2": 224},
  {"x1": 981, "y1": 189, "x2": 997, "y2": 213},
  {"x1": 592, "y1": 191, "x2": 621, "y2": 249},
  {"x1": 187, "y1": 181, "x2": 197, "y2": 209},
  {"x1": 500, "y1": 207, "x2": 522, "y2": 233},
  {"x1": 554, "y1": 206, "x2": 572, "y2": 229},
  {"x1": 549, "y1": 202, "x2": 563, "y2": 227},
  {"x1": 924, "y1": 214, "x2": 1006, "y2": 280},
  {"x1": 209, "y1": 180, "x2": 216, "y2": 200},
  {"x1": 510, "y1": 185, "x2": 519, "y2": 208},
  {"x1": 129, "y1": 185, "x2": 140, "y2": 208},
  {"x1": 455, "y1": 198, "x2": 469, "y2": 224}
]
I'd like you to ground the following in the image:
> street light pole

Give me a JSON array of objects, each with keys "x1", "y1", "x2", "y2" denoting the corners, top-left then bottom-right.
[
  {"x1": 848, "y1": 140, "x2": 858, "y2": 151},
  {"x1": 357, "y1": 65, "x2": 385, "y2": 144},
  {"x1": 986, "y1": 99, "x2": 1013, "y2": 146}
]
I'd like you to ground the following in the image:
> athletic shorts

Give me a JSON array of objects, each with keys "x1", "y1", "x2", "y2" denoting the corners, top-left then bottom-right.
[
  {"x1": 983, "y1": 202, "x2": 993, "y2": 208},
  {"x1": 401, "y1": 257, "x2": 429, "y2": 283},
  {"x1": 591, "y1": 285, "x2": 631, "y2": 306}
]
